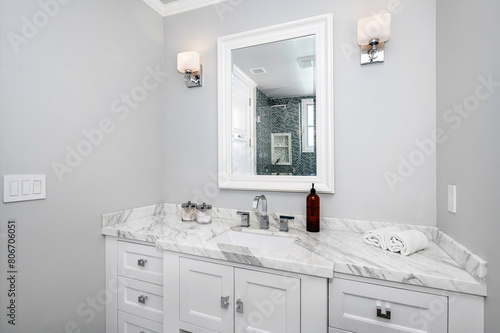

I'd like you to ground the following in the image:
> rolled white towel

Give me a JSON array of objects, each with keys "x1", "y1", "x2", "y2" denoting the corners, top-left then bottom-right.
[
  {"x1": 385, "y1": 230, "x2": 429, "y2": 256},
  {"x1": 363, "y1": 226, "x2": 401, "y2": 250}
]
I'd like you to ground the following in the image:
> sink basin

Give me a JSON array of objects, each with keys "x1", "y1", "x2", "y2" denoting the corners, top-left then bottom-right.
[{"x1": 209, "y1": 231, "x2": 295, "y2": 252}]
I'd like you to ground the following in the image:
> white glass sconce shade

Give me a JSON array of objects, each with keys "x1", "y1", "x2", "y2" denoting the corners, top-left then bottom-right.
[
  {"x1": 177, "y1": 51, "x2": 200, "y2": 73},
  {"x1": 357, "y1": 13, "x2": 392, "y2": 45}
]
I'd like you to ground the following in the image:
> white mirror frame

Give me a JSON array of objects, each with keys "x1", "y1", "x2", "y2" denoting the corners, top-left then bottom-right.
[{"x1": 217, "y1": 14, "x2": 334, "y2": 193}]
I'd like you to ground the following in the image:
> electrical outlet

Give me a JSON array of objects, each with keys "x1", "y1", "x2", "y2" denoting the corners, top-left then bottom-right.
[{"x1": 448, "y1": 185, "x2": 456, "y2": 213}]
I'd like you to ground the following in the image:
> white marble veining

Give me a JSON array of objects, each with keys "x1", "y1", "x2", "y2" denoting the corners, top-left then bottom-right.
[
  {"x1": 101, "y1": 203, "x2": 487, "y2": 296},
  {"x1": 435, "y1": 230, "x2": 487, "y2": 285},
  {"x1": 102, "y1": 203, "x2": 166, "y2": 227}
]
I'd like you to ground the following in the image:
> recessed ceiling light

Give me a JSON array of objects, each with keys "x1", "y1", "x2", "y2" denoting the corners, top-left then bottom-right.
[
  {"x1": 250, "y1": 67, "x2": 267, "y2": 75},
  {"x1": 297, "y1": 56, "x2": 316, "y2": 69}
]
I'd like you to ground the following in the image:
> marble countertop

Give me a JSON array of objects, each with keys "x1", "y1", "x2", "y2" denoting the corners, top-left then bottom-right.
[{"x1": 101, "y1": 203, "x2": 487, "y2": 296}]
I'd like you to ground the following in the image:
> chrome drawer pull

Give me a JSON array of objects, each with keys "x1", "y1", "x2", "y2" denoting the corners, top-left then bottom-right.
[
  {"x1": 138, "y1": 295, "x2": 148, "y2": 304},
  {"x1": 236, "y1": 298, "x2": 244, "y2": 313},
  {"x1": 221, "y1": 296, "x2": 230, "y2": 309},
  {"x1": 376, "y1": 306, "x2": 391, "y2": 320},
  {"x1": 137, "y1": 259, "x2": 148, "y2": 267}
]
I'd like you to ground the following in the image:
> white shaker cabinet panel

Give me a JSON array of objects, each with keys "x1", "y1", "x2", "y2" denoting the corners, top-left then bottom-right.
[
  {"x1": 180, "y1": 258, "x2": 234, "y2": 333},
  {"x1": 330, "y1": 278, "x2": 447, "y2": 333},
  {"x1": 234, "y1": 268, "x2": 301, "y2": 333},
  {"x1": 118, "y1": 241, "x2": 164, "y2": 285},
  {"x1": 329, "y1": 328, "x2": 353, "y2": 333},
  {"x1": 118, "y1": 311, "x2": 162, "y2": 333},
  {"x1": 118, "y1": 277, "x2": 163, "y2": 324}
]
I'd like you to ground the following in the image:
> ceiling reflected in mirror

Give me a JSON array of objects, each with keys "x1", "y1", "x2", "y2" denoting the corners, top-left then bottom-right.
[{"x1": 232, "y1": 35, "x2": 316, "y2": 98}]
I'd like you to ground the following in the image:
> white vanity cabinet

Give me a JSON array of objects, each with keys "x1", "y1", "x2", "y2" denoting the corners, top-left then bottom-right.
[
  {"x1": 105, "y1": 237, "x2": 484, "y2": 333},
  {"x1": 105, "y1": 237, "x2": 164, "y2": 333},
  {"x1": 165, "y1": 253, "x2": 328, "y2": 333}
]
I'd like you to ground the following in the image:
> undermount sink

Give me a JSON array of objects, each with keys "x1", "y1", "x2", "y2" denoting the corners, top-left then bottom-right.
[{"x1": 209, "y1": 231, "x2": 295, "y2": 252}]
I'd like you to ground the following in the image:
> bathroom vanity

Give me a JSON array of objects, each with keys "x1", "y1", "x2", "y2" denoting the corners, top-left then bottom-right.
[{"x1": 102, "y1": 203, "x2": 486, "y2": 333}]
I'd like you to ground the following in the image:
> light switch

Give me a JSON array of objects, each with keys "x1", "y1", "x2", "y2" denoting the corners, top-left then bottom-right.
[
  {"x1": 21, "y1": 180, "x2": 30, "y2": 195},
  {"x1": 3, "y1": 175, "x2": 46, "y2": 203},
  {"x1": 9, "y1": 181, "x2": 19, "y2": 196},
  {"x1": 33, "y1": 180, "x2": 42, "y2": 194}
]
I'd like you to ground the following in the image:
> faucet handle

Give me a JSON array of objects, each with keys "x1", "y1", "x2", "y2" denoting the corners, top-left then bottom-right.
[
  {"x1": 237, "y1": 211, "x2": 250, "y2": 227},
  {"x1": 279, "y1": 215, "x2": 294, "y2": 232}
]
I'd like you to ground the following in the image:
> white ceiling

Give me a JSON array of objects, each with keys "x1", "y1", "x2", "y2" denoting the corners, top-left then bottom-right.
[
  {"x1": 232, "y1": 35, "x2": 316, "y2": 99},
  {"x1": 142, "y1": 0, "x2": 227, "y2": 16}
]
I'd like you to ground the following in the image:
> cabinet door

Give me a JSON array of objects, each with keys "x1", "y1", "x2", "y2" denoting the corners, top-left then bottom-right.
[
  {"x1": 231, "y1": 66, "x2": 255, "y2": 175},
  {"x1": 180, "y1": 258, "x2": 234, "y2": 333},
  {"x1": 234, "y1": 268, "x2": 300, "y2": 333}
]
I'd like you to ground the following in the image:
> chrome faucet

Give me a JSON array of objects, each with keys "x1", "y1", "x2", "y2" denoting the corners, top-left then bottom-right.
[{"x1": 252, "y1": 195, "x2": 269, "y2": 229}]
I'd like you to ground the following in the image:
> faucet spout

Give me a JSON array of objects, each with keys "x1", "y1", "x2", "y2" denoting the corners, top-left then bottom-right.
[{"x1": 252, "y1": 195, "x2": 269, "y2": 229}]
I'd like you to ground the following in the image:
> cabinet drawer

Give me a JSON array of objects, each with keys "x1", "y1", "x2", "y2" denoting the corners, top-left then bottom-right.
[
  {"x1": 118, "y1": 241, "x2": 163, "y2": 285},
  {"x1": 329, "y1": 328, "x2": 352, "y2": 333},
  {"x1": 330, "y1": 278, "x2": 448, "y2": 333},
  {"x1": 118, "y1": 277, "x2": 163, "y2": 323},
  {"x1": 118, "y1": 311, "x2": 162, "y2": 333}
]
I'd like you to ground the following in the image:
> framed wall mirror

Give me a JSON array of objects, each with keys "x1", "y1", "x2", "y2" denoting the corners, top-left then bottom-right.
[{"x1": 217, "y1": 14, "x2": 334, "y2": 193}]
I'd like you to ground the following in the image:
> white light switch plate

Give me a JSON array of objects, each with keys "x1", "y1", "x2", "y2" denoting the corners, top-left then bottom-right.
[
  {"x1": 3, "y1": 175, "x2": 46, "y2": 203},
  {"x1": 448, "y1": 185, "x2": 456, "y2": 213}
]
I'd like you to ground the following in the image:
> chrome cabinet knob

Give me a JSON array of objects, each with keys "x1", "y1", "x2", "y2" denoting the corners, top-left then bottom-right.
[
  {"x1": 220, "y1": 295, "x2": 230, "y2": 309},
  {"x1": 236, "y1": 298, "x2": 244, "y2": 313},
  {"x1": 137, "y1": 259, "x2": 148, "y2": 267},
  {"x1": 138, "y1": 295, "x2": 148, "y2": 304}
]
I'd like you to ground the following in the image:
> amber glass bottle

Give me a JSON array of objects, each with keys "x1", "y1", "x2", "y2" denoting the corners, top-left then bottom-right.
[{"x1": 306, "y1": 183, "x2": 320, "y2": 232}]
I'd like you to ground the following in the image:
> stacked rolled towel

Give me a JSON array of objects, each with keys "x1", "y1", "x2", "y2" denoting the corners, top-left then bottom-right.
[
  {"x1": 385, "y1": 229, "x2": 429, "y2": 256},
  {"x1": 363, "y1": 227, "x2": 429, "y2": 256},
  {"x1": 362, "y1": 226, "x2": 400, "y2": 250}
]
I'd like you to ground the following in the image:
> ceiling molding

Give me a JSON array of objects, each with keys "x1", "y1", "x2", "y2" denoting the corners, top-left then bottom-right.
[{"x1": 143, "y1": 0, "x2": 228, "y2": 17}]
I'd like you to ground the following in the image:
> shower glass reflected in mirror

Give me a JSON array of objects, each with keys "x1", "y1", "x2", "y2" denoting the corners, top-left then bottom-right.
[{"x1": 231, "y1": 35, "x2": 316, "y2": 176}]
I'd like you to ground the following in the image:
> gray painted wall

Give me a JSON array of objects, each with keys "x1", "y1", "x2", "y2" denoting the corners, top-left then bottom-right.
[
  {"x1": 0, "y1": 0, "x2": 164, "y2": 332},
  {"x1": 437, "y1": 0, "x2": 500, "y2": 331},
  {"x1": 164, "y1": 0, "x2": 437, "y2": 225}
]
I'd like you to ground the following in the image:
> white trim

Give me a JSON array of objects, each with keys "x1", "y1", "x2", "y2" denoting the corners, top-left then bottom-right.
[
  {"x1": 271, "y1": 133, "x2": 292, "y2": 166},
  {"x1": 142, "y1": 0, "x2": 227, "y2": 17},
  {"x1": 232, "y1": 65, "x2": 258, "y2": 89},
  {"x1": 301, "y1": 98, "x2": 315, "y2": 153},
  {"x1": 217, "y1": 14, "x2": 335, "y2": 193},
  {"x1": 232, "y1": 65, "x2": 257, "y2": 175}
]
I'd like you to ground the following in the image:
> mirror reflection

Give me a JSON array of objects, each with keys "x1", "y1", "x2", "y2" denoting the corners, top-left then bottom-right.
[{"x1": 231, "y1": 35, "x2": 316, "y2": 176}]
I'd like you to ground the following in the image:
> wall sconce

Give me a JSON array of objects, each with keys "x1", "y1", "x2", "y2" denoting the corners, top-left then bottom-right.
[
  {"x1": 357, "y1": 13, "x2": 392, "y2": 65},
  {"x1": 177, "y1": 51, "x2": 202, "y2": 88}
]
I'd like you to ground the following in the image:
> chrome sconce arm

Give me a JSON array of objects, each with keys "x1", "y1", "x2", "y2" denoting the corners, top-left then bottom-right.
[{"x1": 183, "y1": 65, "x2": 203, "y2": 88}]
